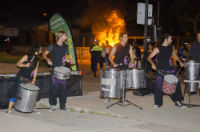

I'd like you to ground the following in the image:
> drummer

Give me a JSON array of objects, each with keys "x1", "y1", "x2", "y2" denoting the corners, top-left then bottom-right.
[
  {"x1": 7, "y1": 45, "x2": 42, "y2": 113},
  {"x1": 147, "y1": 33, "x2": 185, "y2": 108},
  {"x1": 109, "y1": 33, "x2": 134, "y2": 102},
  {"x1": 109, "y1": 33, "x2": 134, "y2": 69},
  {"x1": 43, "y1": 30, "x2": 74, "y2": 112}
]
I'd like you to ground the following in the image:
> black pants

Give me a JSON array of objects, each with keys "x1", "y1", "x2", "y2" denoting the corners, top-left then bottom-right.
[
  {"x1": 91, "y1": 52, "x2": 103, "y2": 73},
  {"x1": 154, "y1": 71, "x2": 183, "y2": 106},
  {"x1": 49, "y1": 73, "x2": 67, "y2": 109},
  {"x1": 8, "y1": 76, "x2": 30, "y2": 99}
]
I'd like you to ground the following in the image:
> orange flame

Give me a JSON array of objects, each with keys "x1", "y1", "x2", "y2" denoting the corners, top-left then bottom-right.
[{"x1": 92, "y1": 10, "x2": 126, "y2": 47}]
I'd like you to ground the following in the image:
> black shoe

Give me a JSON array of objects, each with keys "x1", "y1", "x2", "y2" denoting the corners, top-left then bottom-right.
[
  {"x1": 60, "y1": 107, "x2": 68, "y2": 111},
  {"x1": 94, "y1": 72, "x2": 96, "y2": 77}
]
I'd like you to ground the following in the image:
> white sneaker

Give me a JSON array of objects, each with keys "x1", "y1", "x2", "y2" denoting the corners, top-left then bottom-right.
[
  {"x1": 104, "y1": 98, "x2": 110, "y2": 104},
  {"x1": 6, "y1": 110, "x2": 12, "y2": 114},
  {"x1": 49, "y1": 106, "x2": 56, "y2": 112},
  {"x1": 175, "y1": 102, "x2": 186, "y2": 108},
  {"x1": 154, "y1": 105, "x2": 161, "y2": 109},
  {"x1": 32, "y1": 109, "x2": 41, "y2": 114}
]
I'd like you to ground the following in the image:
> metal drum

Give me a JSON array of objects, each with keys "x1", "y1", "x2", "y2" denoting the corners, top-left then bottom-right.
[
  {"x1": 126, "y1": 69, "x2": 146, "y2": 89},
  {"x1": 14, "y1": 83, "x2": 40, "y2": 112},
  {"x1": 53, "y1": 66, "x2": 71, "y2": 80},
  {"x1": 185, "y1": 61, "x2": 200, "y2": 92},
  {"x1": 100, "y1": 69, "x2": 123, "y2": 98}
]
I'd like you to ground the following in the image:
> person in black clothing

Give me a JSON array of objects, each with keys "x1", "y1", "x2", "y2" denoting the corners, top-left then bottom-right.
[
  {"x1": 43, "y1": 30, "x2": 74, "y2": 112},
  {"x1": 147, "y1": 33, "x2": 185, "y2": 108},
  {"x1": 189, "y1": 32, "x2": 200, "y2": 63},
  {"x1": 91, "y1": 39, "x2": 103, "y2": 77},
  {"x1": 108, "y1": 33, "x2": 134, "y2": 103},
  {"x1": 90, "y1": 42, "x2": 95, "y2": 71},
  {"x1": 7, "y1": 45, "x2": 42, "y2": 113},
  {"x1": 109, "y1": 33, "x2": 134, "y2": 69}
]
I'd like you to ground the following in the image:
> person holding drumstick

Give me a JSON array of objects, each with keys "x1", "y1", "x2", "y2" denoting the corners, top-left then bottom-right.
[
  {"x1": 109, "y1": 33, "x2": 134, "y2": 70},
  {"x1": 147, "y1": 33, "x2": 185, "y2": 108},
  {"x1": 43, "y1": 30, "x2": 74, "y2": 112},
  {"x1": 109, "y1": 33, "x2": 134, "y2": 103},
  {"x1": 7, "y1": 45, "x2": 42, "y2": 113}
]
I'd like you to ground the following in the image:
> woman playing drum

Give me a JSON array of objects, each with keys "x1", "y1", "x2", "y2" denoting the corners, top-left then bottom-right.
[
  {"x1": 147, "y1": 34, "x2": 185, "y2": 108},
  {"x1": 7, "y1": 45, "x2": 42, "y2": 113}
]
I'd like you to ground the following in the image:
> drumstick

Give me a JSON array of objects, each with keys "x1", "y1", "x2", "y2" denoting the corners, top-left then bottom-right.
[
  {"x1": 29, "y1": 55, "x2": 35, "y2": 66},
  {"x1": 184, "y1": 80, "x2": 200, "y2": 83},
  {"x1": 176, "y1": 67, "x2": 182, "y2": 77}
]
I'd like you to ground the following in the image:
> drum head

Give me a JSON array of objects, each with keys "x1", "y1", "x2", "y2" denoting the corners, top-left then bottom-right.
[
  {"x1": 20, "y1": 83, "x2": 40, "y2": 91},
  {"x1": 164, "y1": 74, "x2": 178, "y2": 84},
  {"x1": 54, "y1": 66, "x2": 70, "y2": 73}
]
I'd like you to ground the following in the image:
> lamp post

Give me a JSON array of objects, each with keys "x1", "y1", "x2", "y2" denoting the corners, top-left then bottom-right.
[{"x1": 143, "y1": 0, "x2": 149, "y2": 74}]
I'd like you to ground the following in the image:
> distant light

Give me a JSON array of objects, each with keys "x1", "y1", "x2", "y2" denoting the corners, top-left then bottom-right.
[{"x1": 43, "y1": 13, "x2": 47, "y2": 16}]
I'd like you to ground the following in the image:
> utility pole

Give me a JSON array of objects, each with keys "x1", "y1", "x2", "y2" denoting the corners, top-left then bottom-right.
[
  {"x1": 143, "y1": 0, "x2": 149, "y2": 74},
  {"x1": 157, "y1": 0, "x2": 160, "y2": 26}
]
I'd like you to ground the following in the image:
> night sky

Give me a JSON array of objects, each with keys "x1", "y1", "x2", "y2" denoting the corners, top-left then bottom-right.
[{"x1": 0, "y1": 0, "x2": 200, "y2": 36}]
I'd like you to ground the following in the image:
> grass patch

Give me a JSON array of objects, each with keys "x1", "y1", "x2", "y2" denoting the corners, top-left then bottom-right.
[
  {"x1": 38, "y1": 103, "x2": 49, "y2": 108},
  {"x1": 89, "y1": 111, "x2": 114, "y2": 117},
  {"x1": 0, "y1": 52, "x2": 48, "y2": 67},
  {"x1": 0, "y1": 52, "x2": 21, "y2": 64},
  {"x1": 68, "y1": 107, "x2": 77, "y2": 112},
  {"x1": 80, "y1": 109, "x2": 85, "y2": 113}
]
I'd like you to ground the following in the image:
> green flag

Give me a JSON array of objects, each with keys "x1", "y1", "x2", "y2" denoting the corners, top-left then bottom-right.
[{"x1": 50, "y1": 14, "x2": 77, "y2": 71}]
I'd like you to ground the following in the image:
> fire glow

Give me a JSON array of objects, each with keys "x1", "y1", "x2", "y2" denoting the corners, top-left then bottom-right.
[{"x1": 92, "y1": 10, "x2": 126, "y2": 47}]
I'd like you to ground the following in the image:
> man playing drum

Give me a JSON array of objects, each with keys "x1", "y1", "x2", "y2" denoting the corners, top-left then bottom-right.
[
  {"x1": 109, "y1": 33, "x2": 134, "y2": 102},
  {"x1": 43, "y1": 30, "x2": 74, "y2": 112},
  {"x1": 109, "y1": 33, "x2": 134, "y2": 70},
  {"x1": 147, "y1": 33, "x2": 185, "y2": 108}
]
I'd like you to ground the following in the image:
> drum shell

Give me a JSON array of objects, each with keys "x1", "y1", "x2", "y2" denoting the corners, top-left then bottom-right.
[
  {"x1": 53, "y1": 71, "x2": 70, "y2": 80},
  {"x1": 14, "y1": 84, "x2": 39, "y2": 112},
  {"x1": 186, "y1": 61, "x2": 200, "y2": 80},
  {"x1": 53, "y1": 66, "x2": 71, "y2": 80},
  {"x1": 186, "y1": 83, "x2": 199, "y2": 93},
  {"x1": 126, "y1": 69, "x2": 146, "y2": 89},
  {"x1": 185, "y1": 61, "x2": 200, "y2": 92},
  {"x1": 100, "y1": 69, "x2": 123, "y2": 98}
]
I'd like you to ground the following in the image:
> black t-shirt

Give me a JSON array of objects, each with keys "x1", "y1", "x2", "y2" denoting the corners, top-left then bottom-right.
[
  {"x1": 114, "y1": 43, "x2": 130, "y2": 69},
  {"x1": 189, "y1": 41, "x2": 200, "y2": 62},
  {"x1": 47, "y1": 43, "x2": 69, "y2": 68},
  {"x1": 18, "y1": 54, "x2": 40, "y2": 79},
  {"x1": 157, "y1": 44, "x2": 174, "y2": 70}
]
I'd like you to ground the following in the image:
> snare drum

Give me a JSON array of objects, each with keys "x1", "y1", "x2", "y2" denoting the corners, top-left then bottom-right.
[
  {"x1": 162, "y1": 74, "x2": 178, "y2": 94},
  {"x1": 100, "y1": 69, "x2": 123, "y2": 98},
  {"x1": 53, "y1": 66, "x2": 71, "y2": 80}
]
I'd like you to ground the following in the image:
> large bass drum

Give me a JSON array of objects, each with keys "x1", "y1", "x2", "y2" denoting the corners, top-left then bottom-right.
[
  {"x1": 185, "y1": 60, "x2": 200, "y2": 92},
  {"x1": 126, "y1": 69, "x2": 146, "y2": 89},
  {"x1": 100, "y1": 69, "x2": 123, "y2": 98}
]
